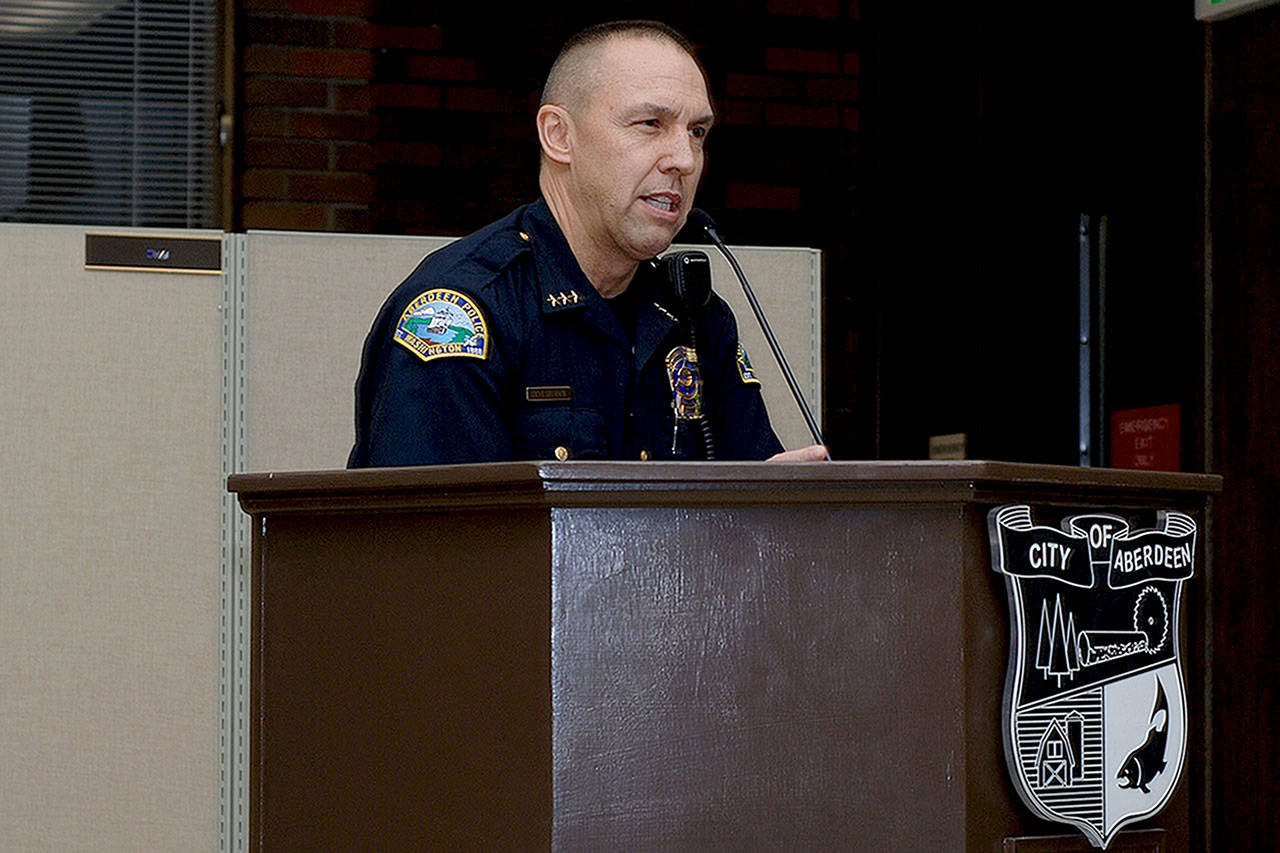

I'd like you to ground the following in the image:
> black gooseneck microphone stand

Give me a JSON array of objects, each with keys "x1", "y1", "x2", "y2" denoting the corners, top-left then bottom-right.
[{"x1": 688, "y1": 208, "x2": 830, "y2": 459}]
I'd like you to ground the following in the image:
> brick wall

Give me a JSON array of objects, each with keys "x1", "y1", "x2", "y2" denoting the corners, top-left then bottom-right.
[
  {"x1": 235, "y1": 2, "x2": 862, "y2": 237},
  {"x1": 235, "y1": 0, "x2": 869, "y2": 452}
]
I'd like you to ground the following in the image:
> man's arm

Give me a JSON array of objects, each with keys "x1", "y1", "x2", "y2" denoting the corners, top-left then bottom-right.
[
  {"x1": 701, "y1": 296, "x2": 785, "y2": 459},
  {"x1": 768, "y1": 444, "x2": 828, "y2": 462},
  {"x1": 350, "y1": 283, "x2": 513, "y2": 467},
  {"x1": 358, "y1": 347, "x2": 512, "y2": 466}
]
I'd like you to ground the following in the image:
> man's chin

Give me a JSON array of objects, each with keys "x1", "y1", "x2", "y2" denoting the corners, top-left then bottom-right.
[{"x1": 628, "y1": 227, "x2": 680, "y2": 260}]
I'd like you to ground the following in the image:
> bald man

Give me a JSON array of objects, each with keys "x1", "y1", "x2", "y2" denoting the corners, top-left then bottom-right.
[{"x1": 349, "y1": 20, "x2": 824, "y2": 467}]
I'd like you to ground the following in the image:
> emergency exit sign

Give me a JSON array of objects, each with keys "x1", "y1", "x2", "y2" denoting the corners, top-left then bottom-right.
[
  {"x1": 1196, "y1": 0, "x2": 1280, "y2": 20},
  {"x1": 1111, "y1": 404, "x2": 1181, "y2": 472}
]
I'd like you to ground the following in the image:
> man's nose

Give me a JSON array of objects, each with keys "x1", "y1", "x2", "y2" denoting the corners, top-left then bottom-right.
[{"x1": 661, "y1": 130, "x2": 698, "y2": 175}]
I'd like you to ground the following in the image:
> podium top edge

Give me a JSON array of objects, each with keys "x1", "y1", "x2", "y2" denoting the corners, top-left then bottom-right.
[{"x1": 227, "y1": 460, "x2": 1222, "y2": 515}]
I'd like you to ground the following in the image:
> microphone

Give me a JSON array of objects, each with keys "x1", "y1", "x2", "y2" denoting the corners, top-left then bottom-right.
[{"x1": 687, "y1": 208, "x2": 829, "y2": 457}]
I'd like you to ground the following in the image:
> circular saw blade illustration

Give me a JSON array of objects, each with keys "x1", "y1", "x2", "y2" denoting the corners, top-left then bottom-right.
[{"x1": 1076, "y1": 586, "x2": 1169, "y2": 667}]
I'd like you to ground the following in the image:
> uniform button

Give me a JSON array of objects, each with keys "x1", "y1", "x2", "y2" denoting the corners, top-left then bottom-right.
[
  {"x1": 639, "y1": 450, "x2": 649, "y2": 461},
  {"x1": 519, "y1": 231, "x2": 531, "y2": 242},
  {"x1": 554, "y1": 446, "x2": 570, "y2": 461}
]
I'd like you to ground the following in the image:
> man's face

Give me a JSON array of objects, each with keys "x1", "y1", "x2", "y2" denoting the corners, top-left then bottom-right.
[{"x1": 566, "y1": 37, "x2": 713, "y2": 265}]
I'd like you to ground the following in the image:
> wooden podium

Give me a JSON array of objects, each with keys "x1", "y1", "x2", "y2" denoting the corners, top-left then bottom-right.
[{"x1": 228, "y1": 461, "x2": 1219, "y2": 851}]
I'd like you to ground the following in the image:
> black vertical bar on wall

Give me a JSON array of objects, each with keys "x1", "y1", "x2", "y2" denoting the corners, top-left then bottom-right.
[
  {"x1": 1079, "y1": 215, "x2": 1093, "y2": 466},
  {"x1": 1078, "y1": 214, "x2": 1106, "y2": 467},
  {"x1": 1095, "y1": 215, "x2": 1108, "y2": 467}
]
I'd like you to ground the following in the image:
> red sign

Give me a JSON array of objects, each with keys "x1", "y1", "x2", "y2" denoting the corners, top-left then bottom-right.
[{"x1": 1111, "y1": 404, "x2": 1181, "y2": 471}]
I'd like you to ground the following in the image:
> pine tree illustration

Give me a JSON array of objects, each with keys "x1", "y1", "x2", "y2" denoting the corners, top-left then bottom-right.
[
  {"x1": 1065, "y1": 610, "x2": 1079, "y2": 674},
  {"x1": 1035, "y1": 599, "x2": 1052, "y2": 676},
  {"x1": 1046, "y1": 595, "x2": 1078, "y2": 687}
]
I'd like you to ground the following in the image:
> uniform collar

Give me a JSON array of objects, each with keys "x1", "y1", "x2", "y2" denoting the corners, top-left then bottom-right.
[
  {"x1": 522, "y1": 199, "x2": 593, "y2": 316},
  {"x1": 632, "y1": 260, "x2": 682, "y2": 373},
  {"x1": 521, "y1": 199, "x2": 681, "y2": 363}
]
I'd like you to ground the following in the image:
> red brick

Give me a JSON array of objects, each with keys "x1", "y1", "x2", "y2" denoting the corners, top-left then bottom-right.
[
  {"x1": 406, "y1": 55, "x2": 480, "y2": 82},
  {"x1": 726, "y1": 183, "x2": 803, "y2": 210},
  {"x1": 849, "y1": 0, "x2": 861, "y2": 20},
  {"x1": 244, "y1": 14, "x2": 326, "y2": 47},
  {"x1": 334, "y1": 143, "x2": 374, "y2": 171},
  {"x1": 242, "y1": 0, "x2": 289, "y2": 11},
  {"x1": 766, "y1": 0, "x2": 840, "y2": 17},
  {"x1": 444, "y1": 87, "x2": 505, "y2": 112},
  {"x1": 243, "y1": 45, "x2": 291, "y2": 74},
  {"x1": 766, "y1": 102, "x2": 839, "y2": 128},
  {"x1": 289, "y1": 172, "x2": 376, "y2": 203},
  {"x1": 765, "y1": 47, "x2": 840, "y2": 74},
  {"x1": 244, "y1": 138, "x2": 328, "y2": 170},
  {"x1": 242, "y1": 201, "x2": 327, "y2": 230},
  {"x1": 388, "y1": 200, "x2": 430, "y2": 226},
  {"x1": 805, "y1": 77, "x2": 860, "y2": 103},
  {"x1": 842, "y1": 52, "x2": 860, "y2": 75},
  {"x1": 373, "y1": 83, "x2": 442, "y2": 109},
  {"x1": 243, "y1": 107, "x2": 291, "y2": 136},
  {"x1": 332, "y1": 83, "x2": 373, "y2": 111},
  {"x1": 842, "y1": 108, "x2": 859, "y2": 132},
  {"x1": 332, "y1": 21, "x2": 375, "y2": 50},
  {"x1": 375, "y1": 142, "x2": 443, "y2": 168},
  {"x1": 446, "y1": 144, "x2": 525, "y2": 171},
  {"x1": 491, "y1": 115, "x2": 535, "y2": 140},
  {"x1": 289, "y1": 48, "x2": 374, "y2": 80},
  {"x1": 290, "y1": 0, "x2": 372, "y2": 15},
  {"x1": 721, "y1": 101, "x2": 764, "y2": 125},
  {"x1": 333, "y1": 206, "x2": 373, "y2": 233},
  {"x1": 244, "y1": 77, "x2": 328, "y2": 107},
  {"x1": 292, "y1": 110, "x2": 376, "y2": 140},
  {"x1": 241, "y1": 168, "x2": 289, "y2": 199},
  {"x1": 725, "y1": 73, "x2": 798, "y2": 99},
  {"x1": 375, "y1": 24, "x2": 444, "y2": 51}
]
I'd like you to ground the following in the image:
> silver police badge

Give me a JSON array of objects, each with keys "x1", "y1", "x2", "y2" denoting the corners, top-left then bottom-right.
[{"x1": 988, "y1": 505, "x2": 1196, "y2": 848}]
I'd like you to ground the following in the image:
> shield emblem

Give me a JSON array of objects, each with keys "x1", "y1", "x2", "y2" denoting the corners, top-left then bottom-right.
[{"x1": 988, "y1": 505, "x2": 1196, "y2": 849}]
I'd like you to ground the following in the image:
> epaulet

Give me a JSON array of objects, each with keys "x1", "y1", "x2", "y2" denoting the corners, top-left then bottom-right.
[{"x1": 398, "y1": 211, "x2": 532, "y2": 298}]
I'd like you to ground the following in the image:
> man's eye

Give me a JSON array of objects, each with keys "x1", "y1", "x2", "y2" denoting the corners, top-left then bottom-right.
[{"x1": 690, "y1": 126, "x2": 708, "y2": 139}]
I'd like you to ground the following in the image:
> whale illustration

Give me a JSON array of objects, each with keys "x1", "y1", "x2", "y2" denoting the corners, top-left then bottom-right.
[{"x1": 1116, "y1": 679, "x2": 1169, "y2": 794}]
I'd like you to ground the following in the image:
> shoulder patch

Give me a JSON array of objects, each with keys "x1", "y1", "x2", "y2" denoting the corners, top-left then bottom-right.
[
  {"x1": 736, "y1": 342, "x2": 761, "y2": 385},
  {"x1": 393, "y1": 288, "x2": 489, "y2": 363}
]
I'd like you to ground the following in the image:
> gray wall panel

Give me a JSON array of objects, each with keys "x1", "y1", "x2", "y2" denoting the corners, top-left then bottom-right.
[{"x1": 0, "y1": 223, "x2": 222, "y2": 850}]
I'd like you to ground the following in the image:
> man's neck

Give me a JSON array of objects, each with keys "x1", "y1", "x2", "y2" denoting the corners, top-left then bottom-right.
[{"x1": 541, "y1": 177, "x2": 637, "y2": 298}]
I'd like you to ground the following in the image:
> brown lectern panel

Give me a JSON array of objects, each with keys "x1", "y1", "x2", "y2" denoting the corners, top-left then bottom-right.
[
  {"x1": 253, "y1": 507, "x2": 553, "y2": 848},
  {"x1": 230, "y1": 461, "x2": 1219, "y2": 851},
  {"x1": 550, "y1": 504, "x2": 976, "y2": 848}
]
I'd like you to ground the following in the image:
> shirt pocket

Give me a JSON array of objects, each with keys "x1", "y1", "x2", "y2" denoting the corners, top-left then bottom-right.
[{"x1": 515, "y1": 405, "x2": 606, "y2": 460}]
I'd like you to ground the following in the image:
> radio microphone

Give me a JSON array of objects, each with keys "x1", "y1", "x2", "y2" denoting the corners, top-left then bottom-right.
[{"x1": 687, "y1": 208, "x2": 828, "y2": 457}]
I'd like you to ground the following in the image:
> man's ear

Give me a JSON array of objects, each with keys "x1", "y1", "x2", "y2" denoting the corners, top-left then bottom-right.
[{"x1": 537, "y1": 104, "x2": 572, "y2": 165}]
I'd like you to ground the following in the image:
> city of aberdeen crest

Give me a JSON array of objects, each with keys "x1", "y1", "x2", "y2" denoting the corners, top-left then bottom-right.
[{"x1": 988, "y1": 505, "x2": 1196, "y2": 848}]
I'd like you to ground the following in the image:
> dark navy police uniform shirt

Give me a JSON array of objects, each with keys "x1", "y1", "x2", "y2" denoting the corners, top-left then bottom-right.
[{"x1": 347, "y1": 199, "x2": 783, "y2": 467}]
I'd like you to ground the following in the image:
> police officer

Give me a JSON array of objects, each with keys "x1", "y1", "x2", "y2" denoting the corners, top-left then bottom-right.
[{"x1": 348, "y1": 20, "x2": 827, "y2": 467}]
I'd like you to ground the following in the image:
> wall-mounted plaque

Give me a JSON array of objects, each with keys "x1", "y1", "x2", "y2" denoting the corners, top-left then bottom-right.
[{"x1": 85, "y1": 233, "x2": 221, "y2": 274}]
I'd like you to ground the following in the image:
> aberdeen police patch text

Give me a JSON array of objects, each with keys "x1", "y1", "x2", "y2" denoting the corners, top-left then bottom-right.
[{"x1": 394, "y1": 288, "x2": 489, "y2": 363}]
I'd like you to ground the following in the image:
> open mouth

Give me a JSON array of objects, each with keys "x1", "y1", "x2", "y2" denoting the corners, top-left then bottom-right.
[{"x1": 642, "y1": 192, "x2": 681, "y2": 215}]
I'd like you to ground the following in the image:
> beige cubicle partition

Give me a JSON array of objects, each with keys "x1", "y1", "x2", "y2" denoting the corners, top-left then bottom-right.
[
  {"x1": 0, "y1": 222, "x2": 821, "y2": 853},
  {"x1": 243, "y1": 229, "x2": 822, "y2": 472},
  {"x1": 242, "y1": 231, "x2": 452, "y2": 472},
  {"x1": 0, "y1": 223, "x2": 223, "y2": 850}
]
